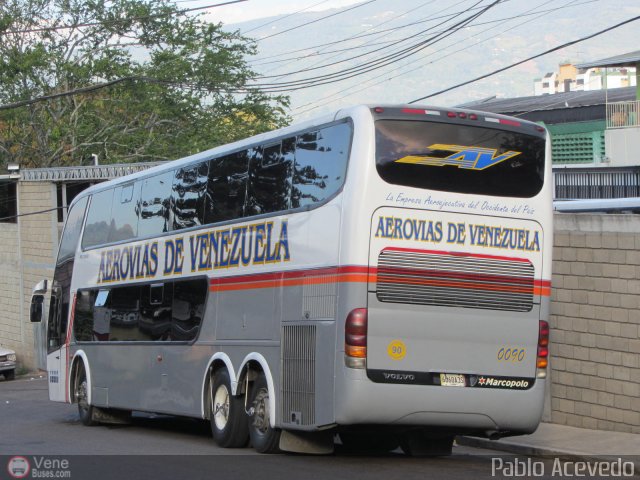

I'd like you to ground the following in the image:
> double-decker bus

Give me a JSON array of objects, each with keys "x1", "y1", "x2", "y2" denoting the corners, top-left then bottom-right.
[{"x1": 31, "y1": 104, "x2": 552, "y2": 455}]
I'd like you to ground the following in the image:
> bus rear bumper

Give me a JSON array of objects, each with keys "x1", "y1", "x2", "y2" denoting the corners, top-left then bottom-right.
[{"x1": 334, "y1": 366, "x2": 546, "y2": 435}]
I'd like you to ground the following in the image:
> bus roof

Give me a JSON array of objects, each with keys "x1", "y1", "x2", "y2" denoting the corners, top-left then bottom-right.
[{"x1": 71, "y1": 103, "x2": 544, "y2": 207}]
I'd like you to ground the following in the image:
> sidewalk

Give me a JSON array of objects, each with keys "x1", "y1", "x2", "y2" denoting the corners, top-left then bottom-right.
[{"x1": 458, "y1": 423, "x2": 640, "y2": 466}]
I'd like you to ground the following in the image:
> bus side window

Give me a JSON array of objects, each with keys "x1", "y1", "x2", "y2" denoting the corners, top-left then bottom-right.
[
  {"x1": 171, "y1": 279, "x2": 207, "y2": 342},
  {"x1": 246, "y1": 139, "x2": 294, "y2": 216},
  {"x1": 140, "y1": 283, "x2": 173, "y2": 341},
  {"x1": 109, "y1": 182, "x2": 141, "y2": 243},
  {"x1": 82, "y1": 189, "x2": 114, "y2": 249},
  {"x1": 204, "y1": 151, "x2": 249, "y2": 224},
  {"x1": 171, "y1": 161, "x2": 209, "y2": 231},
  {"x1": 138, "y1": 171, "x2": 174, "y2": 238},
  {"x1": 292, "y1": 123, "x2": 351, "y2": 209}
]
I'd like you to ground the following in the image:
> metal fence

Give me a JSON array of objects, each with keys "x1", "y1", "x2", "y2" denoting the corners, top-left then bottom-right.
[
  {"x1": 554, "y1": 167, "x2": 640, "y2": 199},
  {"x1": 606, "y1": 100, "x2": 640, "y2": 129}
]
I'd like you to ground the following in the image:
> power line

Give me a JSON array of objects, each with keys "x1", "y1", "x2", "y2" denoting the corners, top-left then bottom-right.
[
  {"x1": 408, "y1": 13, "x2": 640, "y2": 103},
  {"x1": 0, "y1": 0, "x2": 247, "y2": 36},
  {"x1": 242, "y1": 0, "x2": 332, "y2": 35},
  {"x1": 292, "y1": 0, "x2": 595, "y2": 116},
  {"x1": 259, "y1": 0, "x2": 464, "y2": 79},
  {"x1": 255, "y1": 0, "x2": 378, "y2": 41},
  {"x1": 260, "y1": 0, "x2": 443, "y2": 78},
  {"x1": 244, "y1": 0, "x2": 500, "y2": 92},
  {"x1": 0, "y1": 1, "x2": 489, "y2": 111},
  {"x1": 0, "y1": 207, "x2": 61, "y2": 222},
  {"x1": 247, "y1": 2, "x2": 491, "y2": 68}
]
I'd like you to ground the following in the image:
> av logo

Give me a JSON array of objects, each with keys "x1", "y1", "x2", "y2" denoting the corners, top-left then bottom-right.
[{"x1": 395, "y1": 144, "x2": 522, "y2": 170}]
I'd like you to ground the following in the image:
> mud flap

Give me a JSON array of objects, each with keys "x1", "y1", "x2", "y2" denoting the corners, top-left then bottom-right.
[{"x1": 279, "y1": 429, "x2": 334, "y2": 455}]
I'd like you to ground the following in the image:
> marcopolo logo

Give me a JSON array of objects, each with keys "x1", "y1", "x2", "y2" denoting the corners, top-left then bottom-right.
[
  {"x1": 7, "y1": 456, "x2": 30, "y2": 479},
  {"x1": 476, "y1": 376, "x2": 531, "y2": 390}
]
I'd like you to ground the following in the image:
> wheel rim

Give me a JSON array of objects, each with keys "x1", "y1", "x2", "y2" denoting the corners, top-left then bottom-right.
[
  {"x1": 252, "y1": 387, "x2": 270, "y2": 435},
  {"x1": 213, "y1": 383, "x2": 230, "y2": 431}
]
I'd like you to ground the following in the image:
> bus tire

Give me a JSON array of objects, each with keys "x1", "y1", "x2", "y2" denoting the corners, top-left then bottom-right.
[
  {"x1": 248, "y1": 372, "x2": 280, "y2": 454},
  {"x1": 210, "y1": 369, "x2": 248, "y2": 448},
  {"x1": 76, "y1": 367, "x2": 96, "y2": 426}
]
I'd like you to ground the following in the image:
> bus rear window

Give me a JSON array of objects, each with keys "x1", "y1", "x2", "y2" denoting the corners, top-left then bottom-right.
[{"x1": 375, "y1": 120, "x2": 545, "y2": 198}]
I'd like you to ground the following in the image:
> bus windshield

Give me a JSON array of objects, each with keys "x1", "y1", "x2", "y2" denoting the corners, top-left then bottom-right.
[{"x1": 375, "y1": 119, "x2": 545, "y2": 198}]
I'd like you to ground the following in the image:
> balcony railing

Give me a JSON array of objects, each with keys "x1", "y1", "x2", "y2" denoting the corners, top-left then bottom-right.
[{"x1": 606, "y1": 100, "x2": 640, "y2": 129}]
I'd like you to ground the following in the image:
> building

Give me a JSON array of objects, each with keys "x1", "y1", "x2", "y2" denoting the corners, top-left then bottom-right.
[
  {"x1": 463, "y1": 51, "x2": 640, "y2": 200},
  {"x1": 534, "y1": 58, "x2": 638, "y2": 96},
  {"x1": 0, "y1": 163, "x2": 160, "y2": 371}
]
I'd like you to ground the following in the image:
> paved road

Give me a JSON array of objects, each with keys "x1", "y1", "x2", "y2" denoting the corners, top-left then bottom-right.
[{"x1": 0, "y1": 376, "x2": 565, "y2": 480}]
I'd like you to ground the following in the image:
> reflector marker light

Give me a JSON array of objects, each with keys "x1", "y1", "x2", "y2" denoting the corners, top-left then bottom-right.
[{"x1": 401, "y1": 108, "x2": 441, "y2": 116}]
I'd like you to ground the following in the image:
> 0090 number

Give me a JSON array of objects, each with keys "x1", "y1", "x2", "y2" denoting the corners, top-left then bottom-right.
[{"x1": 497, "y1": 347, "x2": 525, "y2": 362}]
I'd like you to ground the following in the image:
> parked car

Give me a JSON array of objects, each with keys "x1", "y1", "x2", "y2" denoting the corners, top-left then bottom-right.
[{"x1": 0, "y1": 346, "x2": 16, "y2": 380}]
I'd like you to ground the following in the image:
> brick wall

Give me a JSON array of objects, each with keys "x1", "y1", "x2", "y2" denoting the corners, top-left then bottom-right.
[
  {"x1": 0, "y1": 182, "x2": 57, "y2": 371},
  {"x1": 0, "y1": 222, "x2": 22, "y2": 358},
  {"x1": 551, "y1": 213, "x2": 640, "y2": 434}
]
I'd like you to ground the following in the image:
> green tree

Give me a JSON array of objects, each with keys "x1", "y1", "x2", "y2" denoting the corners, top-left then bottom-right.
[{"x1": 0, "y1": 0, "x2": 289, "y2": 168}]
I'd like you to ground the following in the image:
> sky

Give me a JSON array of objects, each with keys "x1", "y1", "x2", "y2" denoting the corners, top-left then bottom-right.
[
  {"x1": 204, "y1": 0, "x2": 364, "y2": 25},
  {"x1": 196, "y1": 0, "x2": 640, "y2": 120}
]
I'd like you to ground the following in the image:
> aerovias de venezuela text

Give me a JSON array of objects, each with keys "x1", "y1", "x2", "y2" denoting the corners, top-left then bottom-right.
[{"x1": 97, "y1": 220, "x2": 290, "y2": 284}]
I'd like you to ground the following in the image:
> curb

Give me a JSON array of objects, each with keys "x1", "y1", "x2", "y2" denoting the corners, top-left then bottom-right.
[{"x1": 457, "y1": 436, "x2": 640, "y2": 470}]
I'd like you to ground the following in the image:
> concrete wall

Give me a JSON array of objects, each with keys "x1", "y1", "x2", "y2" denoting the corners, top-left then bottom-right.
[
  {"x1": 551, "y1": 213, "x2": 640, "y2": 434},
  {"x1": 606, "y1": 126, "x2": 640, "y2": 166},
  {"x1": 0, "y1": 182, "x2": 57, "y2": 371}
]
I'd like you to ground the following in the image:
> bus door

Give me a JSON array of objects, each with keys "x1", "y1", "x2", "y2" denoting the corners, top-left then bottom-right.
[{"x1": 46, "y1": 196, "x2": 88, "y2": 402}]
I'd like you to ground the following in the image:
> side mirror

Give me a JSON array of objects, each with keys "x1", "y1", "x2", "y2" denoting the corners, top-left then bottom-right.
[
  {"x1": 33, "y1": 279, "x2": 48, "y2": 295},
  {"x1": 30, "y1": 295, "x2": 45, "y2": 323}
]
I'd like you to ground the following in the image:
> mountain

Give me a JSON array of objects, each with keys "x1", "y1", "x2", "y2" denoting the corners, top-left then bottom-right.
[{"x1": 225, "y1": 0, "x2": 640, "y2": 120}]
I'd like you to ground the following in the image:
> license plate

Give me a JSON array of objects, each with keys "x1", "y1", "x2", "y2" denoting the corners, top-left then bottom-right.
[{"x1": 440, "y1": 373, "x2": 466, "y2": 387}]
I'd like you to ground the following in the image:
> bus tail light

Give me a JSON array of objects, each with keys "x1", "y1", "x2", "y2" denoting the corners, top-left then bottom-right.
[
  {"x1": 345, "y1": 308, "x2": 367, "y2": 369},
  {"x1": 536, "y1": 320, "x2": 550, "y2": 377}
]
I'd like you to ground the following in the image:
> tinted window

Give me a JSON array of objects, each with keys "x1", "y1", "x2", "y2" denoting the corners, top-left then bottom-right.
[
  {"x1": 140, "y1": 283, "x2": 173, "y2": 341},
  {"x1": 292, "y1": 123, "x2": 350, "y2": 208},
  {"x1": 109, "y1": 182, "x2": 140, "y2": 243},
  {"x1": 109, "y1": 285, "x2": 142, "y2": 341},
  {"x1": 82, "y1": 189, "x2": 114, "y2": 248},
  {"x1": 171, "y1": 162, "x2": 208, "y2": 230},
  {"x1": 74, "y1": 278, "x2": 207, "y2": 343},
  {"x1": 138, "y1": 171, "x2": 173, "y2": 237},
  {"x1": 172, "y1": 279, "x2": 207, "y2": 341},
  {"x1": 375, "y1": 120, "x2": 545, "y2": 198},
  {"x1": 58, "y1": 196, "x2": 88, "y2": 262},
  {"x1": 246, "y1": 141, "x2": 294, "y2": 216},
  {"x1": 204, "y1": 151, "x2": 249, "y2": 224}
]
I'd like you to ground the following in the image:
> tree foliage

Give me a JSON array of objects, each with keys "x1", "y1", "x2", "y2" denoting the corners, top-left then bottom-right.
[{"x1": 0, "y1": 0, "x2": 290, "y2": 168}]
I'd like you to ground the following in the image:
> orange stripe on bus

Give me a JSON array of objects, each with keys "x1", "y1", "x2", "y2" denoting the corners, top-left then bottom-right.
[{"x1": 208, "y1": 267, "x2": 550, "y2": 296}]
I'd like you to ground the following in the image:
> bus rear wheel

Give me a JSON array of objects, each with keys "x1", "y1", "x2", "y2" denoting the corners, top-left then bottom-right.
[
  {"x1": 76, "y1": 367, "x2": 95, "y2": 426},
  {"x1": 248, "y1": 372, "x2": 280, "y2": 454},
  {"x1": 210, "y1": 369, "x2": 248, "y2": 448}
]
